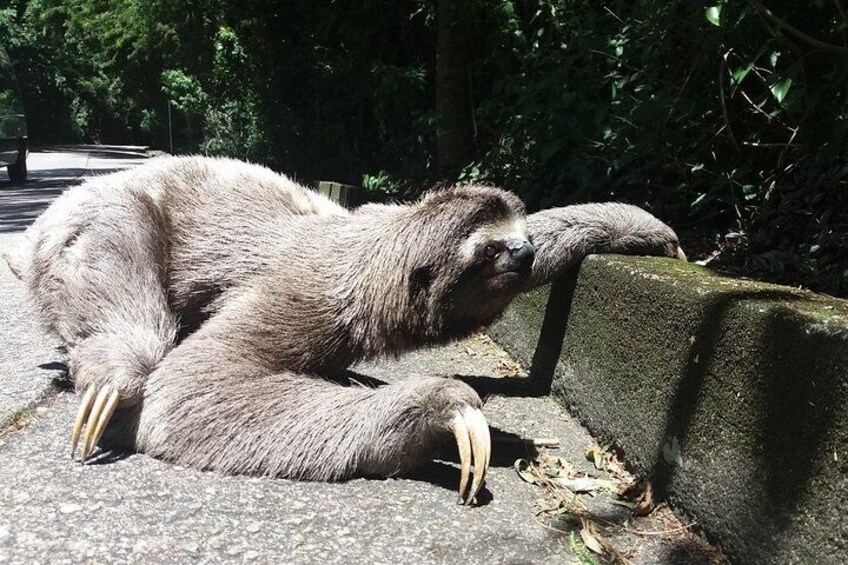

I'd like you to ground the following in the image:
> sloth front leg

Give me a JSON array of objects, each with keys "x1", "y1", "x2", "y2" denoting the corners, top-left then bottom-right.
[
  {"x1": 68, "y1": 323, "x2": 177, "y2": 461},
  {"x1": 133, "y1": 338, "x2": 491, "y2": 504},
  {"x1": 525, "y1": 202, "x2": 685, "y2": 288}
]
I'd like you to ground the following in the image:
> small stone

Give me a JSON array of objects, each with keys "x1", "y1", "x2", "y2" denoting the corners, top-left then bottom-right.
[
  {"x1": 59, "y1": 503, "x2": 82, "y2": 514},
  {"x1": 244, "y1": 550, "x2": 260, "y2": 561}
]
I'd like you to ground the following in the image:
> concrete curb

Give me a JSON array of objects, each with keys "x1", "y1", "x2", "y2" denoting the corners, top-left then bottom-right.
[{"x1": 488, "y1": 254, "x2": 848, "y2": 565}]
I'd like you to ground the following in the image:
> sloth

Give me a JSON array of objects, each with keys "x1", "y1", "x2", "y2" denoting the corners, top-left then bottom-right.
[{"x1": 5, "y1": 156, "x2": 685, "y2": 504}]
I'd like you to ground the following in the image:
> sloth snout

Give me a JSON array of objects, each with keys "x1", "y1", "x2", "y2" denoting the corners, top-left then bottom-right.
[{"x1": 508, "y1": 240, "x2": 535, "y2": 269}]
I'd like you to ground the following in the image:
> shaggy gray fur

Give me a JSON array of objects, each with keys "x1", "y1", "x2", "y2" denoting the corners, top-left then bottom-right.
[{"x1": 6, "y1": 156, "x2": 681, "y2": 480}]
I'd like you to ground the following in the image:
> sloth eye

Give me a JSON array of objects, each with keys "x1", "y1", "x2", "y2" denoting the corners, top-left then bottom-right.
[{"x1": 483, "y1": 243, "x2": 500, "y2": 260}]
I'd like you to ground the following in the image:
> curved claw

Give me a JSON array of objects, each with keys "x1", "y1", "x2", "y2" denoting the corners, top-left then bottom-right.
[
  {"x1": 452, "y1": 414, "x2": 472, "y2": 503},
  {"x1": 70, "y1": 387, "x2": 97, "y2": 458},
  {"x1": 453, "y1": 406, "x2": 491, "y2": 505},
  {"x1": 75, "y1": 387, "x2": 119, "y2": 463},
  {"x1": 79, "y1": 387, "x2": 110, "y2": 463},
  {"x1": 676, "y1": 246, "x2": 688, "y2": 261},
  {"x1": 88, "y1": 390, "x2": 120, "y2": 459}
]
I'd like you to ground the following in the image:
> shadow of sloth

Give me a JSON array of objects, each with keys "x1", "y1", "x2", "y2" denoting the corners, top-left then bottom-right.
[{"x1": 5, "y1": 156, "x2": 685, "y2": 505}]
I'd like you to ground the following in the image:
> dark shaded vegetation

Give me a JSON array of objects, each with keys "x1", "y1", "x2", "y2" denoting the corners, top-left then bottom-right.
[{"x1": 1, "y1": 0, "x2": 846, "y2": 296}]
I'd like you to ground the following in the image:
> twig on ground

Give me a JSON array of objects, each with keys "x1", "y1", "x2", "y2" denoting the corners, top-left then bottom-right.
[{"x1": 623, "y1": 522, "x2": 697, "y2": 537}]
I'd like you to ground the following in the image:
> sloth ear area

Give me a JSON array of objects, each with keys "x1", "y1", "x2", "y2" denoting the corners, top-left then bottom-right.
[{"x1": 409, "y1": 265, "x2": 433, "y2": 297}]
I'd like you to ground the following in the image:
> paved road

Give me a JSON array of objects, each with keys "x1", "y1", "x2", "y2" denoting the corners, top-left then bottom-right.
[{"x1": 0, "y1": 148, "x2": 721, "y2": 564}]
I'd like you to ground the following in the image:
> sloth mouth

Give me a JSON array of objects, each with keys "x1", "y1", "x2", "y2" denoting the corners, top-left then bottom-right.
[
  {"x1": 492, "y1": 270, "x2": 524, "y2": 280},
  {"x1": 488, "y1": 268, "x2": 530, "y2": 290}
]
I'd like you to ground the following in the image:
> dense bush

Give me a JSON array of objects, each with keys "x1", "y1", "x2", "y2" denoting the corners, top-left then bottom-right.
[
  {"x1": 472, "y1": 1, "x2": 848, "y2": 296},
  {"x1": 0, "y1": 0, "x2": 846, "y2": 296}
]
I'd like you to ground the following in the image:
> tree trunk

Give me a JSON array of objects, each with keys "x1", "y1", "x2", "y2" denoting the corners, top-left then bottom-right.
[{"x1": 435, "y1": 0, "x2": 474, "y2": 179}]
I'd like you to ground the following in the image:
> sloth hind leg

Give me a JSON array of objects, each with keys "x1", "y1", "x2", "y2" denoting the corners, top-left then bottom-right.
[{"x1": 136, "y1": 356, "x2": 491, "y2": 504}]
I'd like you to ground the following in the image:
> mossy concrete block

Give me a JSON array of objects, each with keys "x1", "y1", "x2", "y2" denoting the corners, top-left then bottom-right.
[{"x1": 489, "y1": 254, "x2": 848, "y2": 565}]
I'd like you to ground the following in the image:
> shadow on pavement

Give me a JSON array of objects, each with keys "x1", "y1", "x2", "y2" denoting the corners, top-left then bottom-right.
[
  {"x1": 403, "y1": 461, "x2": 494, "y2": 506},
  {"x1": 0, "y1": 176, "x2": 68, "y2": 233},
  {"x1": 83, "y1": 448, "x2": 134, "y2": 466}
]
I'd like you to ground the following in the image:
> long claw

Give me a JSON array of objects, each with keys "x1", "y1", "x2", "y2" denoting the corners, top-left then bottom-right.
[
  {"x1": 453, "y1": 414, "x2": 472, "y2": 503},
  {"x1": 452, "y1": 406, "x2": 491, "y2": 505},
  {"x1": 462, "y1": 407, "x2": 491, "y2": 505},
  {"x1": 71, "y1": 387, "x2": 97, "y2": 458},
  {"x1": 676, "y1": 246, "x2": 688, "y2": 261},
  {"x1": 87, "y1": 390, "x2": 120, "y2": 459},
  {"x1": 80, "y1": 388, "x2": 111, "y2": 463}
]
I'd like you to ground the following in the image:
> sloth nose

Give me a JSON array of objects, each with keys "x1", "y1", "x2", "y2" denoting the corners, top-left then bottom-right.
[{"x1": 508, "y1": 240, "x2": 535, "y2": 269}]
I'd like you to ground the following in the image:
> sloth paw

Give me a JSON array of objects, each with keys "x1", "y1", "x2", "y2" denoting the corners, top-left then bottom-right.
[
  {"x1": 70, "y1": 386, "x2": 121, "y2": 462},
  {"x1": 451, "y1": 405, "x2": 491, "y2": 505}
]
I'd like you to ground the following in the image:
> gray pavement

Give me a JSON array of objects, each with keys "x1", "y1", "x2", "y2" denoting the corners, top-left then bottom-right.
[{"x1": 0, "y1": 148, "x2": 723, "y2": 564}]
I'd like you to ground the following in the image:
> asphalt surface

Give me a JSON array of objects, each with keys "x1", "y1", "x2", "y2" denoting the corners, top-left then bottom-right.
[{"x1": 0, "y1": 148, "x2": 723, "y2": 564}]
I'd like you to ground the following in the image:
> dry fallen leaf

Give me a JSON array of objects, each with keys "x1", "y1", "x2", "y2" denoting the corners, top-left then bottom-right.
[
  {"x1": 585, "y1": 444, "x2": 610, "y2": 470},
  {"x1": 540, "y1": 455, "x2": 576, "y2": 479},
  {"x1": 514, "y1": 459, "x2": 540, "y2": 485},
  {"x1": 552, "y1": 477, "x2": 616, "y2": 494},
  {"x1": 622, "y1": 481, "x2": 656, "y2": 517},
  {"x1": 580, "y1": 518, "x2": 606, "y2": 555}
]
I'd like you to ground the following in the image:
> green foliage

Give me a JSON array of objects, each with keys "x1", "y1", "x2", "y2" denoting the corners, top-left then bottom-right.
[
  {"x1": 362, "y1": 170, "x2": 404, "y2": 193},
  {"x1": 162, "y1": 69, "x2": 207, "y2": 114},
  {"x1": 468, "y1": 0, "x2": 847, "y2": 296}
]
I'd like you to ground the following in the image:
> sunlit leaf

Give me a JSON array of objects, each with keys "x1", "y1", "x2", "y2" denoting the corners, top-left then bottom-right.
[
  {"x1": 770, "y1": 77, "x2": 793, "y2": 103},
  {"x1": 705, "y1": 6, "x2": 722, "y2": 26},
  {"x1": 691, "y1": 193, "x2": 708, "y2": 208},
  {"x1": 585, "y1": 445, "x2": 607, "y2": 470},
  {"x1": 731, "y1": 63, "x2": 753, "y2": 87},
  {"x1": 580, "y1": 522, "x2": 606, "y2": 555}
]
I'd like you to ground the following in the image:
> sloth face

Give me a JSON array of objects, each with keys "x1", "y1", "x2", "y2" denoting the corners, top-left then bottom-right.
[
  {"x1": 404, "y1": 185, "x2": 533, "y2": 334},
  {"x1": 437, "y1": 214, "x2": 535, "y2": 331},
  {"x1": 476, "y1": 239, "x2": 535, "y2": 291},
  {"x1": 462, "y1": 217, "x2": 535, "y2": 295}
]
